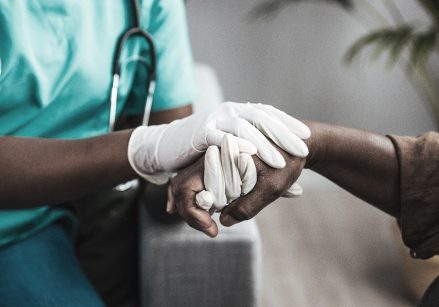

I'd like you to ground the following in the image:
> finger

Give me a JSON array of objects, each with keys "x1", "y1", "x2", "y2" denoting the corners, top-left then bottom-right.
[
  {"x1": 221, "y1": 134, "x2": 242, "y2": 203},
  {"x1": 219, "y1": 185, "x2": 270, "y2": 227},
  {"x1": 220, "y1": 164, "x2": 286, "y2": 227},
  {"x1": 166, "y1": 184, "x2": 178, "y2": 214},
  {"x1": 175, "y1": 189, "x2": 219, "y2": 237},
  {"x1": 238, "y1": 107, "x2": 309, "y2": 158},
  {"x1": 204, "y1": 146, "x2": 227, "y2": 210},
  {"x1": 195, "y1": 190, "x2": 214, "y2": 211},
  {"x1": 216, "y1": 117, "x2": 286, "y2": 168},
  {"x1": 250, "y1": 103, "x2": 311, "y2": 139},
  {"x1": 184, "y1": 206, "x2": 219, "y2": 238},
  {"x1": 205, "y1": 129, "x2": 257, "y2": 155},
  {"x1": 282, "y1": 183, "x2": 303, "y2": 198},
  {"x1": 238, "y1": 153, "x2": 257, "y2": 195}
]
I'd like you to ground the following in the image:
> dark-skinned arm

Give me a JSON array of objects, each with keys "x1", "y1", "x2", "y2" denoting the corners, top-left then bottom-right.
[
  {"x1": 303, "y1": 120, "x2": 400, "y2": 217},
  {"x1": 169, "y1": 119, "x2": 439, "y2": 260},
  {"x1": 169, "y1": 120, "x2": 401, "y2": 232},
  {"x1": 220, "y1": 120, "x2": 400, "y2": 226},
  {"x1": 0, "y1": 104, "x2": 192, "y2": 209}
]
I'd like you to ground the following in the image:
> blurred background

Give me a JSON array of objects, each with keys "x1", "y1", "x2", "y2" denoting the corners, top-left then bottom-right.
[{"x1": 185, "y1": 1, "x2": 438, "y2": 306}]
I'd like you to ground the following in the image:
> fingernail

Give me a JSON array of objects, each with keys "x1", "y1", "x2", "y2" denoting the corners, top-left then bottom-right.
[{"x1": 166, "y1": 200, "x2": 171, "y2": 213}]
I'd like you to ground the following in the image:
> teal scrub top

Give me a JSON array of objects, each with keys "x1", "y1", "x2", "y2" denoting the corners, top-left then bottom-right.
[{"x1": 0, "y1": 0, "x2": 196, "y2": 247}]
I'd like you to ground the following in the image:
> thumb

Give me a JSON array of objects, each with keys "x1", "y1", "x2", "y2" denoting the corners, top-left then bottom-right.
[{"x1": 220, "y1": 183, "x2": 272, "y2": 227}]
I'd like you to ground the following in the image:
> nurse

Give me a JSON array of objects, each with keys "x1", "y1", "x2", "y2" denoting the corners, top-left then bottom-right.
[{"x1": 0, "y1": 1, "x2": 309, "y2": 306}]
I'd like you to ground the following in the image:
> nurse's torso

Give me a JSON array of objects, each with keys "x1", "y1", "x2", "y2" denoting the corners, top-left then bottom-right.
[
  {"x1": 0, "y1": 0, "x2": 152, "y2": 246},
  {"x1": 0, "y1": 0, "x2": 152, "y2": 138}
]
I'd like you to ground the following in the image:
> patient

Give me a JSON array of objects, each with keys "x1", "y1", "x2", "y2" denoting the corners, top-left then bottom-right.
[{"x1": 168, "y1": 120, "x2": 439, "y2": 306}]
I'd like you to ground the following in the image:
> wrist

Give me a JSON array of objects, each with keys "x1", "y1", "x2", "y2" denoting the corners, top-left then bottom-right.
[{"x1": 302, "y1": 120, "x2": 327, "y2": 170}]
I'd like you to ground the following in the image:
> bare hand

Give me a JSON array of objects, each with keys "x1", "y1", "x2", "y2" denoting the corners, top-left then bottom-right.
[
  {"x1": 220, "y1": 148, "x2": 305, "y2": 226},
  {"x1": 167, "y1": 146, "x2": 305, "y2": 235},
  {"x1": 167, "y1": 155, "x2": 219, "y2": 237}
]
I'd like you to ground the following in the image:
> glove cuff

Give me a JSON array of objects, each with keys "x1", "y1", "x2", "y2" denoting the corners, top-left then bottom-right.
[{"x1": 127, "y1": 125, "x2": 168, "y2": 177}]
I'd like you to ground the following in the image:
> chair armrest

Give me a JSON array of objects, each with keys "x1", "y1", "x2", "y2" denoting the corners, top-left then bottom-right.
[{"x1": 139, "y1": 202, "x2": 261, "y2": 307}]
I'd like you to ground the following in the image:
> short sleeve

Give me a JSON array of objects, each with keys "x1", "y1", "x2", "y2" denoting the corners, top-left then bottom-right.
[
  {"x1": 123, "y1": 0, "x2": 196, "y2": 115},
  {"x1": 388, "y1": 132, "x2": 439, "y2": 259}
]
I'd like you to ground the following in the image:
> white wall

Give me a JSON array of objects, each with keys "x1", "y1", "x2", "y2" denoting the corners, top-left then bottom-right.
[{"x1": 186, "y1": 0, "x2": 437, "y2": 135}]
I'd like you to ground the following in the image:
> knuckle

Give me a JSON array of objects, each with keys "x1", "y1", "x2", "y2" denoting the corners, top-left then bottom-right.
[
  {"x1": 171, "y1": 179, "x2": 191, "y2": 195},
  {"x1": 171, "y1": 184, "x2": 184, "y2": 200},
  {"x1": 233, "y1": 206, "x2": 253, "y2": 221},
  {"x1": 264, "y1": 177, "x2": 283, "y2": 194},
  {"x1": 187, "y1": 217, "x2": 210, "y2": 231},
  {"x1": 170, "y1": 177, "x2": 182, "y2": 192},
  {"x1": 258, "y1": 178, "x2": 285, "y2": 201}
]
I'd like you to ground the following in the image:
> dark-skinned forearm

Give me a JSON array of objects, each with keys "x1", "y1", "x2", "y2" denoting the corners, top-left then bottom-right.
[
  {"x1": 149, "y1": 104, "x2": 193, "y2": 125},
  {"x1": 303, "y1": 120, "x2": 400, "y2": 217},
  {"x1": 0, "y1": 130, "x2": 138, "y2": 209}
]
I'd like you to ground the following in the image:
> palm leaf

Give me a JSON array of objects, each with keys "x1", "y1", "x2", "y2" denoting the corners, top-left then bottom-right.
[
  {"x1": 249, "y1": 0, "x2": 353, "y2": 20},
  {"x1": 409, "y1": 29, "x2": 438, "y2": 68},
  {"x1": 388, "y1": 27, "x2": 415, "y2": 66},
  {"x1": 416, "y1": 0, "x2": 439, "y2": 26},
  {"x1": 344, "y1": 26, "x2": 415, "y2": 68}
]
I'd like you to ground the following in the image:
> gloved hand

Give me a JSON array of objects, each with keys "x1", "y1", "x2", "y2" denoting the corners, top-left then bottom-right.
[
  {"x1": 128, "y1": 102, "x2": 310, "y2": 184},
  {"x1": 196, "y1": 134, "x2": 306, "y2": 212},
  {"x1": 195, "y1": 135, "x2": 257, "y2": 211}
]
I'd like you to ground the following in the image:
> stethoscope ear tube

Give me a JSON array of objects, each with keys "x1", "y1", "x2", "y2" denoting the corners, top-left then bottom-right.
[
  {"x1": 112, "y1": 28, "x2": 156, "y2": 79},
  {"x1": 109, "y1": 74, "x2": 120, "y2": 132},
  {"x1": 142, "y1": 80, "x2": 156, "y2": 126}
]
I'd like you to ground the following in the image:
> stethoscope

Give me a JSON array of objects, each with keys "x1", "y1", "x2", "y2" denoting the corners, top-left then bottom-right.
[
  {"x1": 108, "y1": 0, "x2": 156, "y2": 132},
  {"x1": 110, "y1": 0, "x2": 156, "y2": 191}
]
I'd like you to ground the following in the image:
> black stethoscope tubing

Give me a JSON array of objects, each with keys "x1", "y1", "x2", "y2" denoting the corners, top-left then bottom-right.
[{"x1": 109, "y1": 0, "x2": 157, "y2": 132}]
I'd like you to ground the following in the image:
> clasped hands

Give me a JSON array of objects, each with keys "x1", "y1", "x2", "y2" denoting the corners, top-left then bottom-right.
[
  {"x1": 167, "y1": 138, "x2": 307, "y2": 237},
  {"x1": 128, "y1": 101, "x2": 310, "y2": 237}
]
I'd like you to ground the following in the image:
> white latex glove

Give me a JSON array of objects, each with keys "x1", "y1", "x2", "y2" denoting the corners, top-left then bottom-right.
[
  {"x1": 196, "y1": 134, "x2": 258, "y2": 211},
  {"x1": 128, "y1": 102, "x2": 310, "y2": 183}
]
